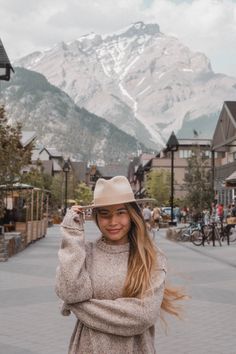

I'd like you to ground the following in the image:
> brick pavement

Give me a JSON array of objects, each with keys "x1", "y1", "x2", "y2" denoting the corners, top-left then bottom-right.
[{"x1": 0, "y1": 223, "x2": 235, "y2": 354}]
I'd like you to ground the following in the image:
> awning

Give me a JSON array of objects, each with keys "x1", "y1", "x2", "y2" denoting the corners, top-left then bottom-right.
[{"x1": 225, "y1": 171, "x2": 236, "y2": 187}]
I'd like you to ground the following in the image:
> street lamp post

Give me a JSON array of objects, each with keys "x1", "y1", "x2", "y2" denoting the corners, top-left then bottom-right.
[
  {"x1": 166, "y1": 131, "x2": 179, "y2": 226},
  {"x1": 63, "y1": 159, "x2": 70, "y2": 216}
]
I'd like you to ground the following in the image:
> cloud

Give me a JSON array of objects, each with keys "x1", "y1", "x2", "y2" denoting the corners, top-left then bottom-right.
[
  {"x1": 145, "y1": 0, "x2": 236, "y2": 75},
  {"x1": 1, "y1": 0, "x2": 145, "y2": 58},
  {"x1": 1, "y1": 0, "x2": 236, "y2": 76}
]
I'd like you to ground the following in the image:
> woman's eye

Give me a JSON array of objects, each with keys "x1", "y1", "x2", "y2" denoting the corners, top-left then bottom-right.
[
  {"x1": 100, "y1": 212, "x2": 109, "y2": 216},
  {"x1": 118, "y1": 210, "x2": 128, "y2": 215}
]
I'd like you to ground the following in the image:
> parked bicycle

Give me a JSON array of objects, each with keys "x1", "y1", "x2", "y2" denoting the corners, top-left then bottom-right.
[
  {"x1": 221, "y1": 223, "x2": 236, "y2": 244},
  {"x1": 179, "y1": 221, "x2": 204, "y2": 245},
  {"x1": 201, "y1": 222, "x2": 222, "y2": 246},
  {"x1": 202, "y1": 220, "x2": 236, "y2": 245},
  {"x1": 178, "y1": 218, "x2": 236, "y2": 246}
]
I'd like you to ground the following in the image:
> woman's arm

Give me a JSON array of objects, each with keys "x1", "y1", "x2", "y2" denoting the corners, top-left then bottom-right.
[
  {"x1": 55, "y1": 208, "x2": 93, "y2": 304},
  {"x1": 67, "y1": 267, "x2": 166, "y2": 337}
]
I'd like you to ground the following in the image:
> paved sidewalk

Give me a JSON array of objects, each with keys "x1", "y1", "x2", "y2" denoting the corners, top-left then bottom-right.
[
  {"x1": 0, "y1": 223, "x2": 235, "y2": 354},
  {"x1": 156, "y1": 230, "x2": 236, "y2": 354}
]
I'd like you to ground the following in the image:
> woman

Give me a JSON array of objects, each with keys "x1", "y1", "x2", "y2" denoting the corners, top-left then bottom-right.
[{"x1": 55, "y1": 176, "x2": 184, "y2": 354}]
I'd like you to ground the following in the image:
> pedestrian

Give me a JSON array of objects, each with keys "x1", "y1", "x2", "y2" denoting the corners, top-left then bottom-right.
[
  {"x1": 55, "y1": 176, "x2": 185, "y2": 354},
  {"x1": 142, "y1": 203, "x2": 152, "y2": 231},
  {"x1": 217, "y1": 203, "x2": 224, "y2": 223},
  {"x1": 181, "y1": 207, "x2": 188, "y2": 223},
  {"x1": 174, "y1": 205, "x2": 181, "y2": 224},
  {"x1": 152, "y1": 206, "x2": 161, "y2": 230},
  {"x1": 231, "y1": 203, "x2": 236, "y2": 217},
  {"x1": 203, "y1": 208, "x2": 210, "y2": 225}
]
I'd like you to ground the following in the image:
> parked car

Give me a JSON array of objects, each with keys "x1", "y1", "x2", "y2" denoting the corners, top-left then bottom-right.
[{"x1": 161, "y1": 207, "x2": 177, "y2": 222}]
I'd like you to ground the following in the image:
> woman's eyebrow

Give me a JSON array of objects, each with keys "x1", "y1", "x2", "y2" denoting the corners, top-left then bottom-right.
[{"x1": 99, "y1": 207, "x2": 126, "y2": 212}]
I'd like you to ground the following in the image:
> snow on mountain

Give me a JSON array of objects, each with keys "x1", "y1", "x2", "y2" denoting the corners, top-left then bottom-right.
[
  {"x1": 15, "y1": 21, "x2": 236, "y2": 148},
  {"x1": 0, "y1": 67, "x2": 147, "y2": 164}
]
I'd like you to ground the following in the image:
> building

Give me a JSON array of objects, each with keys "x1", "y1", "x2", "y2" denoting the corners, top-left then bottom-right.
[
  {"x1": 128, "y1": 139, "x2": 213, "y2": 200},
  {"x1": 0, "y1": 38, "x2": 14, "y2": 81},
  {"x1": 87, "y1": 163, "x2": 128, "y2": 190},
  {"x1": 212, "y1": 101, "x2": 236, "y2": 205},
  {"x1": 37, "y1": 147, "x2": 64, "y2": 176}
]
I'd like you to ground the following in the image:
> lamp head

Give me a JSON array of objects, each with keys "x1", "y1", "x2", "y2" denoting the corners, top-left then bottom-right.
[
  {"x1": 63, "y1": 160, "x2": 70, "y2": 173},
  {"x1": 166, "y1": 131, "x2": 179, "y2": 151}
]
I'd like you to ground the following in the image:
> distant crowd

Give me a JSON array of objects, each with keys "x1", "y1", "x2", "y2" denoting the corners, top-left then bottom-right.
[{"x1": 141, "y1": 201, "x2": 236, "y2": 230}]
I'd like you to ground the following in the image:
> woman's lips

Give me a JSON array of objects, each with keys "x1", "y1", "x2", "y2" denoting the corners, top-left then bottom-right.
[{"x1": 107, "y1": 229, "x2": 121, "y2": 234}]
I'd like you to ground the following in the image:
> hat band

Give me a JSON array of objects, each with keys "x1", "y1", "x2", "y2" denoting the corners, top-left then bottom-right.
[{"x1": 94, "y1": 192, "x2": 135, "y2": 206}]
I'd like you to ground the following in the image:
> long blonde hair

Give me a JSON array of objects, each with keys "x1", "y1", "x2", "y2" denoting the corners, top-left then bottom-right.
[
  {"x1": 93, "y1": 202, "x2": 185, "y2": 316},
  {"x1": 123, "y1": 202, "x2": 185, "y2": 316}
]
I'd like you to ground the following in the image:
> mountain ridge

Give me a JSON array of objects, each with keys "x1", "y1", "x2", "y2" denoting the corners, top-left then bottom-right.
[
  {"x1": 14, "y1": 21, "x2": 236, "y2": 147},
  {"x1": 0, "y1": 67, "x2": 148, "y2": 164}
]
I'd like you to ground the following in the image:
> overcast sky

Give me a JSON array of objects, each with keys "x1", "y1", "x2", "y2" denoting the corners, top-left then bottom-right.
[{"x1": 1, "y1": 0, "x2": 236, "y2": 77}]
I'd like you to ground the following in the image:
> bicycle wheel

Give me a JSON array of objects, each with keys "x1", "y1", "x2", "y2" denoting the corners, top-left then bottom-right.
[
  {"x1": 228, "y1": 229, "x2": 236, "y2": 243},
  {"x1": 178, "y1": 229, "x2": 190, "y2": 241},
  {"x1": 214, "y1": 227, "x2": 222, "y2": 246},
  {"x1": 191, "y1": 229, "x2": 204, "y2": 246},
  {"x1": 202, "y1": 225, "x2": 212, "y2": 245}
]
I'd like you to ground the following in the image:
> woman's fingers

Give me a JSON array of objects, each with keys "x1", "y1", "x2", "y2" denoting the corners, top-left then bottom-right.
[{"x1": 71, "y1": 205, "x2": 84, "y2": 214}]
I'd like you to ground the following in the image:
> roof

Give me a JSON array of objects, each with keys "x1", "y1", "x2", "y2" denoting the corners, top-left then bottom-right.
[
  {"x1": 21, "y1": 131, "x2": 37, "y2": 147},
  {"x1": 226, "y1": 171, "x2": 236, "y2": 182},
  {"x1": 140, "y1": 153, "x2": 155, "y2": 166},
  {"x1": 212, "y1": 101, "x2": 236, "y2": 151},
  {"x1": 40, "y1": 147, "x2": 62, "y2": 158},
  {"x1": 225, "y1": 170, "x2": 236, "y2": 187},
  {"x1": 178, "y1": 138, "x2": 212, "y2": 146},
  {"x1": 0, "y1": 39, "x2": 14, "y2": 80},
  {"x1": 0, "y1": 183, "x2": 34, "y2": 190},
  {"x1": 97, "y1": 164, "x2": 128, "y2": 178},
  {"x1": 70, "y1": 161, "x2": 87, "y2": 182}
]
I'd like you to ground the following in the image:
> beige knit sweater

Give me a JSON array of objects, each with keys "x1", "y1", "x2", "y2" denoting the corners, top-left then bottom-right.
[{"x1": 55, "y1": 209, "x2": 167, "y2": 354}]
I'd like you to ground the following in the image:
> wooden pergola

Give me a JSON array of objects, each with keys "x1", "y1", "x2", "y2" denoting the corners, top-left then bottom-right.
[{"x1": 0, "y1": 183, "x2": 50, "y2": 246}]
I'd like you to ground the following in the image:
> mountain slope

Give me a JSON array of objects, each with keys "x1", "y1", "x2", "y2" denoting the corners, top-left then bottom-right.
[
  {"x1": 16, "y1": 21, "x2": 236, "y2": 146},
  {"x1": 0, "y1": 67, "x2": 147, "y2": 163}
]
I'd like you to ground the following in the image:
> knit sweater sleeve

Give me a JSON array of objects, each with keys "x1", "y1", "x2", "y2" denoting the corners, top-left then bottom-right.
[
  {"x1": 67, "y1": 253, "x2": 167, "y2": 337},
  {"x1": 55, "y1": 209, "x2": 93, "y2": 304}
]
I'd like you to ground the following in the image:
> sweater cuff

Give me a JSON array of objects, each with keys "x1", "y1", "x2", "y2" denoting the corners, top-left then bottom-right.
[{"x1": 61, "y1": 209, "x2": 84, "y2": 231}]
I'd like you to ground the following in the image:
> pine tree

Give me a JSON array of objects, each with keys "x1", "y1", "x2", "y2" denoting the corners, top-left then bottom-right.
[
  {"x1": 75, "y1": 182, "x2": 93, "y2": 206},
  {"x1": 0, "y1": 105, "x2": 33, "y2": 216},
  {"x1": 145, "y1": 169, "x2": 171, "y2": 206},
  {"x1": 184, "y1": 147, "x2": 213, "y2": 212}
]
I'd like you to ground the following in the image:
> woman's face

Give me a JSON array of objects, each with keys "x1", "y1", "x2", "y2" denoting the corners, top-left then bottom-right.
[{"x1": 96, "y1": 203, "x2": 131, "y2": 245}]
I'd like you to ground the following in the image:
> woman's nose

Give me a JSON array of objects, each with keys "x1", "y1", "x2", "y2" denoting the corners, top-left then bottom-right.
[{"x1": 108, "y1": 213, "x2": 118, "y2": 224}]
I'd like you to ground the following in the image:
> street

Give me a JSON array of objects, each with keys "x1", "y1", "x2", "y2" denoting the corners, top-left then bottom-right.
[{"x1": 0, "y1": 222, "x2": 236, "y2": 354}]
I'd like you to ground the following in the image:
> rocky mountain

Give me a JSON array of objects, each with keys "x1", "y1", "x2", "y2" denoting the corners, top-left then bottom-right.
[
  {"x1": 16, "y1": 21, "x2": 236, "y2": 148},
  {"x1": 0, "y1": 67, "x2": 147, "y2": 164}
]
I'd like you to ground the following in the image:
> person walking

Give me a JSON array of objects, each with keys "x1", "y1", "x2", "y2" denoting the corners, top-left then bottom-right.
[
  {"x1": 142, "y1": 203, "x2": 152, "y2": 231},
  {"x1": 217, "y1": 203, "x2": 224, "y2": 223},
  {"x1": 152, "y1": 206, "x2": 161, "y2": 230},
  {"x1": 55, "y1": 176, "x2": 184, "y2": 354}
]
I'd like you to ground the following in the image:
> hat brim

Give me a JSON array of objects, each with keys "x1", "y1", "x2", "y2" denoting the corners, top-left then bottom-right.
[{"x1": 80, "y1": 198, "x2": 140, "y2": 209}]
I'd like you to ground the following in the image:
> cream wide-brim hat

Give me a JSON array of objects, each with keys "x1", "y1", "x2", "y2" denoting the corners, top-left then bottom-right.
[{"x1": 83, "y1": 176, "x2": 137, "y2": 209}]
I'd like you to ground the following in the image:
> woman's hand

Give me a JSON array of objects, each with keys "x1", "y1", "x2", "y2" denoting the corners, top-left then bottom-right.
[
  {"x1": 71, "y1": 205, "x2": 85, "y2": 223},
  {"x1": 71, "y1": 205, "x2": 84, "y2": 213}
]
